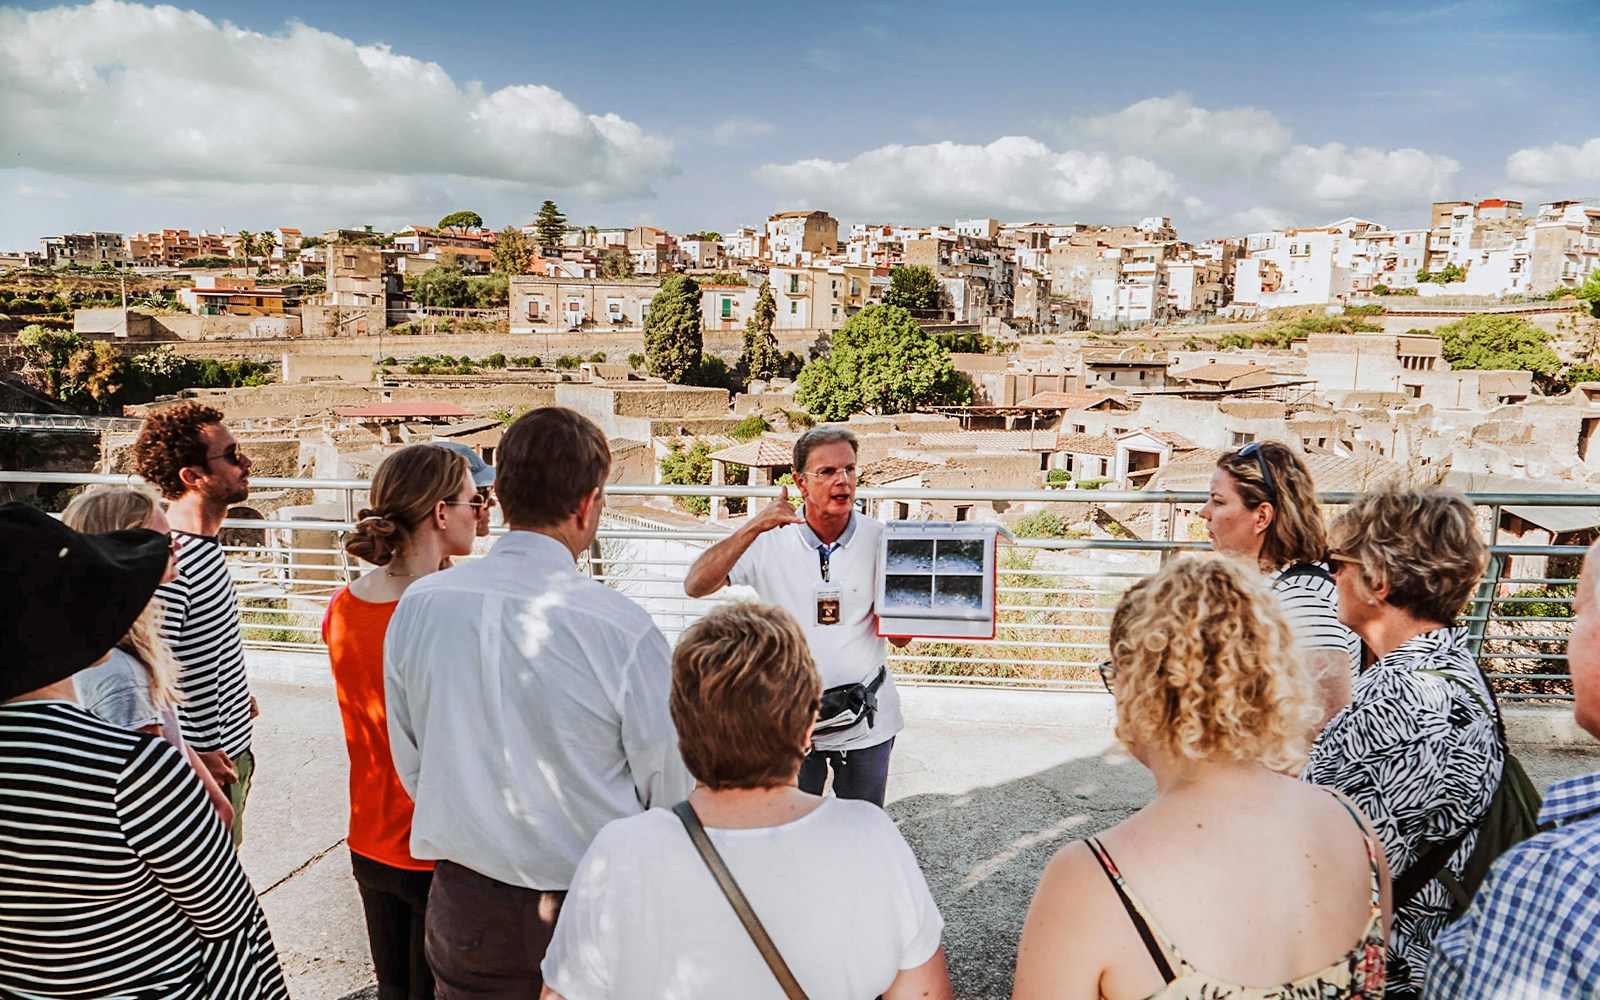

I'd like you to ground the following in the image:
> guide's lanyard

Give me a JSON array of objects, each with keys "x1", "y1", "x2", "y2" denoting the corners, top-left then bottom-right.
[{"x1": 818, "y1": 545, "x2": 831, "y2": 583}]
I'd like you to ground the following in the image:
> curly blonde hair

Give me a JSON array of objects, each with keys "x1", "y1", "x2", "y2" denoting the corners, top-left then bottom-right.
[
  {"x1": 1328, "y1": 485, "x2": 1487, "y2": 625},
  {"x1": 1111, "y1": 554, "x2": 1318, "y2": 773}
]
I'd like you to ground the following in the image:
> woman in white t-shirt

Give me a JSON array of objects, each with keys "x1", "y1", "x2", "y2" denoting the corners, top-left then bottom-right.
[
  {"x1": 541, "y1": 602, "x2": 952, "y2": 1000},
  {"x1": 1199, "y1": 441, "x2": 1360, "y2": 729},
  {"x1": 64, "y1": 486, "x2": 234, "y2": 826}
]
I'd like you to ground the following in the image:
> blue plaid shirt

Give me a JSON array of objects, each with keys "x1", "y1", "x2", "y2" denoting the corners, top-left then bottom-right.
[{"x1": 1426, "y1": 771, "x2": 1600, "y2": 999}]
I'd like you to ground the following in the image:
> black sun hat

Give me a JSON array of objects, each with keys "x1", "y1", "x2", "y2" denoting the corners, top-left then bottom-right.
[{"x1": 0, "y1": 501, "x2": 171, "y2": 703}]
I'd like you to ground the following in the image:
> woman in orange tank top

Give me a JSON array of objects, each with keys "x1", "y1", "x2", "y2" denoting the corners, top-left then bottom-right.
[{"x1": 326, "y1": 443, "x2": 490, "y2": 1000}]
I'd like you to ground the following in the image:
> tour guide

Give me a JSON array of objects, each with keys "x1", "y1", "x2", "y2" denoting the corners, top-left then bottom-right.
[{"x1": 685, "y1": 425, "x2": 910, "y2": 806}]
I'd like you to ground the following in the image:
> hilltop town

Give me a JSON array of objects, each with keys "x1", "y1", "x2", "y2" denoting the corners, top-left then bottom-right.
[{"x1": 3, "y1": 196, "x2": 1600, "y2": 552}]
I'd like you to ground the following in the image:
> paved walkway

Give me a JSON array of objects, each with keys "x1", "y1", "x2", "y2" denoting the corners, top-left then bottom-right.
[{"x1": 241, "y1": 673, "x2": 1600, "y2": 1000}]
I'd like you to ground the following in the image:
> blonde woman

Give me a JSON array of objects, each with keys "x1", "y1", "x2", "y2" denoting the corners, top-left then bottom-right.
[
  {"x1": 1200, "y1": 441, "x2": 1361, "y2": 726},
  {"x1": 1014, "y1": 556, "x2": 1390, "y2": 1000},
  {"x1": 65, "y1": 486, "x2": 233, "y2": 826},
  {"x1": 326, "y1": 443, "x2": 485, "y2": 1000},
  {"x1": 1305, "y1": 487, "x2": 1499, "y2": 997}
]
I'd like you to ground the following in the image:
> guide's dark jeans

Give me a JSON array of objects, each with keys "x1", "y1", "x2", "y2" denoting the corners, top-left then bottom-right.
[{"x1": 797, "y1": 736, "x2": 895, "y2": 806}]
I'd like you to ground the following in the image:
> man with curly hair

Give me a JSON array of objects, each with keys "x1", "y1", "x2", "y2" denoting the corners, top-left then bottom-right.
[{"x1": 133, "y1": 401, "x2": 258, "y2": 847}]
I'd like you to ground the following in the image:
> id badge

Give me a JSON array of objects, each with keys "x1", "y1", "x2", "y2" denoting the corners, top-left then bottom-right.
[{"x1": 815, "y1": 583, "x2": 842, "y2": 626}]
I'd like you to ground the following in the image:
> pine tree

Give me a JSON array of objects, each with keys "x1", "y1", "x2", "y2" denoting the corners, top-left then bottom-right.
[
  {"x1": 643, "y1": 275, "x2": 702, "y2": 383},
  {"x1": 739, "y1": 281, "x2": 781, "y2": 383},
  {"x1": 534, "y1": 200, "x2": 568, "y2": 247}
]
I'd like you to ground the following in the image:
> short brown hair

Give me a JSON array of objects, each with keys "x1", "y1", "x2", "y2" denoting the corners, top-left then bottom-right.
[
  {"x1": 1216, "y1": 441, "x2": 1328, "y2": 571},
  {"x1": 345, "y1": 444, "x2": 469, "y2": 566},
  {"x1": 793, "y1": 425, "x2": 858, "y2": 476},
  {"x1": 1328, "y1": 486, "x2": 1487, "y2": 625},
  {"x1": 671, "y1": 603, "x2": 821, "y2": 790},
  {"x1": 1112, "y1": 555, "x2": 1318, "y2": 773},
  {"x1": 133, "y1": 402, "x2": 225, "y2": 500},
  {"x1": 496, "y1": 407, "x2": 611, "y2": 528}
]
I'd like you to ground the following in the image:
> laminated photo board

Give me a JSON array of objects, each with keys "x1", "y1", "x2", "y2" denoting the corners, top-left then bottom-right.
[{"x1": 876, "y1": 522, "x2": 1003, "y2": 640}]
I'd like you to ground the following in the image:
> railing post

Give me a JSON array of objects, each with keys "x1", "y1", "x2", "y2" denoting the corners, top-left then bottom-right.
[{"x1": 1467, "y1": 503, "x2": 1504, "y2": 661}]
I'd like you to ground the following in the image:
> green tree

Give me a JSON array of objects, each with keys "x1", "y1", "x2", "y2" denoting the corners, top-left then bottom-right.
[
  {"x1": 1576, "y1": 268, "x2": 1600, "y2": 318},
  {"x1": 491, "y1": 227, "x2": 533, "y2": 274},
  {"x1": 598, "y1": 249, "x2": 635, "y2": 279},
  {"x1": 883, "y1": 265, "x2": 942, "y2": 312},
  {"x1": 467, "y1": 272, "x2": 509, "y2": 308},
  {"x1": 739, "y1": 281, "x2": 781, "y2": 384},
  {"x1": 658, "y1": 439, "x2": 747, "y2": 515},
  {"x1": 257, "y1": 231, "x2": 277, "y2": 260},
  {"x1": 438, "y1": 210, "x2": 484, "y2": 230},
  {"x1": 534, "y1": 200, "x2": 568, "y2": 247},
  {"x1": 1438, "y1": 314, "x2": 1563, "y2": 390},
  {"x1": 643, "y1": 275, "x2": 702, "y2": 383},
  {"x1": 233, "y1": 231, "x2": 255, "y2": 265},
  {"x1": 795, "y1": 304, "x2": 972, "y2": 420},
  {"x1": 412, "y1": 264, "x2": 473, "y2": 308}
]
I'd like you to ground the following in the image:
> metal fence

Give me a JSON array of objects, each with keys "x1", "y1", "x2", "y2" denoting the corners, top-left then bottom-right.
[{"x1": 1, "y1": 471, "x2": 1589, "y2": 699}]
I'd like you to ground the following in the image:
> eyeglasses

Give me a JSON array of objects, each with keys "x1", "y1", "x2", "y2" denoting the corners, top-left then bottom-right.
[
  {"x1": 803, "y1": 465, "x2": 858, "y2": 482},
  {"x1": 1236, "y1": 442, "x2": 1278, "y2": 504},
  {"x1": 477, "y1": 487, "x2": 496, "y2": 507},
  {"x1": 1326, "y1": 550, "x2": 1362, "y2": 573},
  {"x1": 1096, "y1": 659, "x2": 1118, "y2": 692},
  {"x1": 204, "y1": 444, "x2": 247, "y2": 467},
  {"x1": 442, "y1": 496, "x2": 490, "y2": 515}
]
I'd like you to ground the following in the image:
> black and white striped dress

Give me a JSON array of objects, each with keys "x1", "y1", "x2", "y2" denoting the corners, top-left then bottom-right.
[
  {"x1": 160, "y1": 531, "x2": 253, "y2": 758},
  {"x1": 0, "y1": 700, "x2": 287, "y2": 999},
  {"x1": 1303, "y1": 626, "x2": 1503, "y2": 993}
]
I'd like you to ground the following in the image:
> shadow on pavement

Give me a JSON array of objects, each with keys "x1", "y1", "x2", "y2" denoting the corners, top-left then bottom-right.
[{"x1": 891, "y1": 747, "x2": 1156, "y2": 1000}]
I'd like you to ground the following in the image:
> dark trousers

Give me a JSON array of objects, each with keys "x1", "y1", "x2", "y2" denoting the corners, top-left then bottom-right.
[
  {"x1": 797, "y1": 736, "x2": 895, "y2": 806},
  {"x1": 425, "y1": 859, "x2": 566, "y2": 999},
  {"x1": 351, "y1": 852, "x2": 435, "y2": 1000}
]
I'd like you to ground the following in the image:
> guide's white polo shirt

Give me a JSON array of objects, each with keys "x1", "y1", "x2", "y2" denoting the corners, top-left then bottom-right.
[{"x1": 729, "y1": 512, "x2": 904, "y2": 752}]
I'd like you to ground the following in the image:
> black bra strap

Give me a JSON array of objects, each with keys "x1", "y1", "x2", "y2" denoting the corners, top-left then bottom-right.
[{"x1": 1086, "y1": 839, "x2": 1177, "y2": 983}]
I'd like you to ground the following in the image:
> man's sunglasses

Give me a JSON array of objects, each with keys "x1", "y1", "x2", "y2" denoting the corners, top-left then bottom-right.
[
  {"x1": 204, "y1": 445, "x2": 247, "y2": 467},
  {"x1": 1236, "y1": 442, "x2": 1278, "y2": 504}
]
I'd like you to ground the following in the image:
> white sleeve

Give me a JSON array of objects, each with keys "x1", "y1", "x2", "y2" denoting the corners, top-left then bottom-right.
[
  {"x1": 383, "y1": 599, "x2": 421, "y2": 797},
  {"x1": 541, "y1": 827, "x2": 622, "y2": 999},
  {"x1": 880, "y1": 815, "x2": 945, "y2": 970},
  {"x1": 725, "y1": 529, "x2": 768, "y2": 590},
  {"x1": 618, "y1": 627, "x2": 693, "y2": 809}
]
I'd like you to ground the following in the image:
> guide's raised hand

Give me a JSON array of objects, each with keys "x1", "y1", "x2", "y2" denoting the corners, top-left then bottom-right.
[{"x1": 751, "y1": 485, "x2": 805, "y2": 533}]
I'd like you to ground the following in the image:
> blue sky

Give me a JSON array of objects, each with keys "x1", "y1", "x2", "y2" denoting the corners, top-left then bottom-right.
[{"x1": 1, "y1": 0, "x2": 1597, "y2": 250}]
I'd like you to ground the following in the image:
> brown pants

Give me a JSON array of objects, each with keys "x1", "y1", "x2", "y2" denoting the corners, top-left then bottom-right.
[{"x1": 424, "y1": 860, "x2": 566, "y2": 999}]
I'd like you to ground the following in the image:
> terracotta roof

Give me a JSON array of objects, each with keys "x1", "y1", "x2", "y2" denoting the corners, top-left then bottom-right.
[
  {"x1": 1013, "y1": 391, "x2": 1127, "y2": 411},
  {"x1": 860, "y1": 457, "x2": 944, "y2": 484},
  {"x1": 332, "y1": 402, "x2": 473, "y2": 419},
  {"x1": 915, "y1": 430, "x2": 1063, "y2": 451},
  {"x1": 1169, "y1": 363, "x2": 1269, "y2": 383},
  {"x1": 1055, "y1": 433, "x2": 1118, "y2": 457},
  {"x1": 706, "y1": 438, "x2": 794, "y2": 467},
  {"x1": 1118, "y1": 429, "x2": 1197, "y2": 449}
]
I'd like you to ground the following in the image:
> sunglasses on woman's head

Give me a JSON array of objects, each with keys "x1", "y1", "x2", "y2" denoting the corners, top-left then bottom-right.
[{"x1": 1236, "y1": 442, "x2": 1278, "y2": 504}]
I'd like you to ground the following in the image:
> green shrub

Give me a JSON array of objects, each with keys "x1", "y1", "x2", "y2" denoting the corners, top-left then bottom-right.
[
  {"x1": 731, "y1": 414, "x2": 771, "y2": 441},
  {"x1": 1075, "y1": 478, "x2": 1111, "y2": 490},
  {"x1": 1045, "y1": 469, "x2": 1072, "y2": 488}
]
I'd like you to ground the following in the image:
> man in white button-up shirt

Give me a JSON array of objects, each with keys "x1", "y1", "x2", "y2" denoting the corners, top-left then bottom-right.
[{"x1": 385, "y1": 406, "x2": 690, "y2": 998}]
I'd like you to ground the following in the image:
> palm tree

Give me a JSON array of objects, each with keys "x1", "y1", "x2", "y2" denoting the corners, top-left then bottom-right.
[{"x1": 233, "y1": 230, "x2": 256, "y2": 266}]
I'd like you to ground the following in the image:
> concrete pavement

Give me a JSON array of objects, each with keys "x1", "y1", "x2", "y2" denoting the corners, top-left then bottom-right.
[{"x1": 240, "y1": 658, "x2": 1600, "y2": 1000}]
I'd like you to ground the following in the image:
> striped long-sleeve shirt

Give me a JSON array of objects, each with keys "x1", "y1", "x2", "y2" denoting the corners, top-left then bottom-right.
[
  {"x1": 160, "y1": 530, "x2": 253, "y2": 758},
  {"x1": 0, "y1": 700, "x2": 287, "y2": 999}
]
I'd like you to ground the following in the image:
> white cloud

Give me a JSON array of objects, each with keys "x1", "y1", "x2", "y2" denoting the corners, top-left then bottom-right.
[
  {"x1": 0, "y1": 1, "x2": 675, "y2": 207},
  {"x1": 1506, "y1": 137, "x2": 1600, "y2": 186},
  {"x1": 754, "y1": 136, "x2": 1179, "y2": 221},
  {"x1": 757, "y1": 95, "x2": 1464, "y2": 234},
  {"x1": 1072, "y1": 94, "x2": 1292, "y2": 181},
  {"x1": 1272, "y1": 143, "x2": 1461, "y2": 211}
]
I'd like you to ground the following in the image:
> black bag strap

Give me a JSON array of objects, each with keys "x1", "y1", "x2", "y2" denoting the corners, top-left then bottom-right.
[
  {"x1": 1085, "y1": 838, "x2": 1177, "y2": 983},
  {"x1": 672, "y1": 801, "x2": 810, "y2": 1000},
  {"x1": 1275, "y1": 561, "x2": 1334, "y2": 587},
  {"x1": 1392, "y1": 664, "x2": 1509, "y2": 908}
]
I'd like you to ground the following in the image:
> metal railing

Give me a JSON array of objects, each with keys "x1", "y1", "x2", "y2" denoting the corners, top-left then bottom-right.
[{"x1": 1, "y1": 471, "x2": 1590, "y2": 699}]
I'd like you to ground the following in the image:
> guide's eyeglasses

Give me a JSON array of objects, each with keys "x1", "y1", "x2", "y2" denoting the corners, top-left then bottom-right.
[
  {"x1": 205, "y1": 444, "x2": 247, "y2": 467},
  {"x1": 1236, "y1": 442, "x2": 1277, "y2": 504},
  {"x1": 804, "y1": 465, "x2": 858, "y2": 483}
]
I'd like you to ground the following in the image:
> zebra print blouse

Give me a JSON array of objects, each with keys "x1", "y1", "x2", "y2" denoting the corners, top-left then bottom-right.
[
  {"x1": 0, "y1": 700, "x2": 288, "y2": 999},
  {"x1": 1303, "y1": 626, "x2": 1503, "y2": 994}
]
